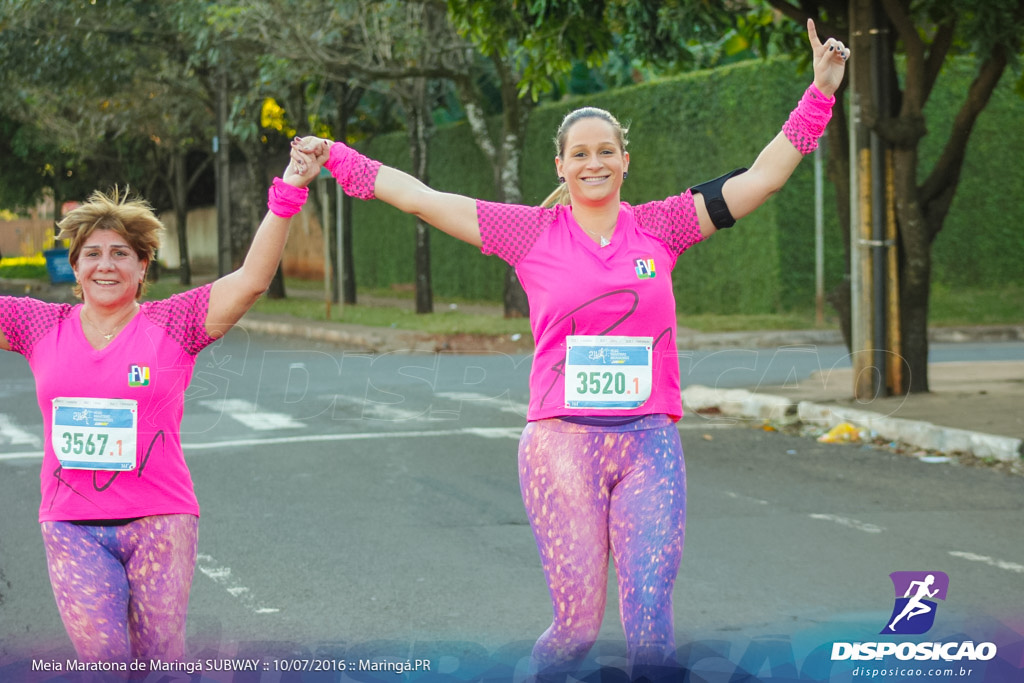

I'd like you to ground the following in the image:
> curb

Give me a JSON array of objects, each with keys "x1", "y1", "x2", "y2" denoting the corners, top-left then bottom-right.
[
  {"x1": 681, "y1": 385, "x2": 1024, "y2": 463},
  {"x1": 238, "y1": 315, "x2": 438, "y2": 354},
  {"x1": 677, "y1": 329, "x2": 844, "y2": 350}
]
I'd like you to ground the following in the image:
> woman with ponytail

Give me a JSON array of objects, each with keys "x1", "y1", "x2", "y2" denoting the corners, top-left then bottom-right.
[{"x1": 300, "y1": 19, "x2": 847, "y2": 679}]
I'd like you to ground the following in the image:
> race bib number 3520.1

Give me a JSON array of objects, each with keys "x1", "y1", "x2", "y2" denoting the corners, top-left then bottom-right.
[
  {"x1": 51, "y1": 397, "x2": 138, "y2": 471},
  {"x1": 564, "y1": 335, "x2": 653, "y2": 409}
]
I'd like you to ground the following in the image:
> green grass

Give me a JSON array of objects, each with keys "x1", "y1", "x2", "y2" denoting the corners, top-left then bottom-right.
[
  {"x1": 929, "y1": 282, "x2": 1024, "y2": 326},
  {"x1": 0, "y1": 263, "x2": 49, "y2": 279},
  {"x1": 677, "y1": 312, "x2": 824, "y2": 332},
  {"x1": 252, "y1": 295, "x2": 534, "y2": 336}
]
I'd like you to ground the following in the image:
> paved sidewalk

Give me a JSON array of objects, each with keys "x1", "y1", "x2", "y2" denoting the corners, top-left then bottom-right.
[{"x1": 681, "y1": 358, "x2": 1024, "y2": 464}]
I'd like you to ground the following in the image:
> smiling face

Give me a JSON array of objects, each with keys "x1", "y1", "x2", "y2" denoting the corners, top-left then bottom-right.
[
  {"x1": 554, "y1": 115, "x2": 629, "y2": 208},
  {"x1": 71, "y1": 229, "x2": 148, "y2": 307},
  {"x1": 57, "y1": 188, "x2": 163, "y2": 303}
]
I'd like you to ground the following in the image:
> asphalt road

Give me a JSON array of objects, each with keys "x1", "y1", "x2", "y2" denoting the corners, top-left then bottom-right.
[{"x1": 1, "y1": 331, "x2": 1022, "y2": 681}]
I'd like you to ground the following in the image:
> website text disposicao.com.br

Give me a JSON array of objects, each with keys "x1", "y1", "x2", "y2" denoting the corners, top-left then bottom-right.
[
  {"x1": 851, "y1": 664, "x2": 983, "y2": 679},
  {"x1": 837, "y1": 640, "x2": 996, "y2": 679}
]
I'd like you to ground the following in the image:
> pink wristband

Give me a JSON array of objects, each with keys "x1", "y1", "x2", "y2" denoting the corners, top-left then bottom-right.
[
  {"x1": 782, "y1": 83, "x2": 835, "y2": 155},
  {"x1": 325, "y1": 141, "x2": 382, "y2": 200},
  {"x1": 267, "y1": 177, "x2": 309, "y2": 218}
]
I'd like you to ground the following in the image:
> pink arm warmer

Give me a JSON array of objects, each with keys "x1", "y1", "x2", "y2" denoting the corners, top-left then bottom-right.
[
  {"x1": 267, "y1": 177, "x2": 309, "y2": 218},
  {"x1": 325, "y1": 141, "x2": 382, "y2": 200},
  {"x1": 782, "y1": 84, "x2": 835, "y2": 155}
]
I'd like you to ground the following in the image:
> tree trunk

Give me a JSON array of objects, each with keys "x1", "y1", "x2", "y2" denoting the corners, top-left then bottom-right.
[
  {"x1": 498, "y1": 125, "x2": 530, "y2": 317},
  {"x1": 342, "y1": 193, "x2": 357, "y2": 304},
  {"x1": 171, "y1": 150, "x2": 192, "y2": 286},
  {"x1": 237, "y1": 146, "x2": 286, "y2": 299},
  {"x1": 824, "y1": 88, "x2": 853, "y2": 350},
  {"x1": 497, "y1": 66, "x2": 531, "y2": 319},
  {"x1": 216, "y1": 66, "x2": 232, "y2": 278},
  {"x1": 261, "y1": 164, "x2": 286, "y2": 299},
  {"x1": 455, "y1": 62, "x2": 531, "y2": 319},
  {"x1": 892, "y1": 147, "x2": 929, "y2": 393},
  {"x1": 407, "y1": 78, "x2": 433, "y2": 314},
  {"x1": 879, "y1": 2, "x2": 1011, "y2": 393},
  {"x1": 331, "y1": 83, "x2": 364, "y2": 305}
]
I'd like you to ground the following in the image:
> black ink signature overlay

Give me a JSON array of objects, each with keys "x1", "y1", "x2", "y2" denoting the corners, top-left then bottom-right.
[
  {"x1": 47, "y1": 431, "x2": 166, "y2": 513},
  {"x1": 539, "y1": 289, "x2": 674, "y2": 410}
]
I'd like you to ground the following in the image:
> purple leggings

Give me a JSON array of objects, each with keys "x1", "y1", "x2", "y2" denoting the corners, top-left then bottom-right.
[
  {"x1": 518, "y1": 414, "x2": 686, "y2": 670},
  {"x1": 40, "y1": 514, "x2": 199, "y2": 662}
]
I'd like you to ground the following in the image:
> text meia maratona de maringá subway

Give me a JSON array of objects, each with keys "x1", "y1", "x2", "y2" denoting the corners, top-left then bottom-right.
[{"x1": 33, "y1": 659, "x2": 259, "y2": 674}]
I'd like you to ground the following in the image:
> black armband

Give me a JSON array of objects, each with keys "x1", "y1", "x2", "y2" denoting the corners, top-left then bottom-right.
[{"x1": 690, "y1": 168, "x2": 747, "y2": 229}]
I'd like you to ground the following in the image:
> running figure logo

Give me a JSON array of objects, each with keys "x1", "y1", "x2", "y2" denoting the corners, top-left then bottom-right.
[{"x1": 881, "y1": 571, "x2": 949, "y2": 635}]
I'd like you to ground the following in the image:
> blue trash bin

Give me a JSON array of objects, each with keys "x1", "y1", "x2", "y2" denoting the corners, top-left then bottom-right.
[{"x1": 44, "y1": 249, "x2": 76, "y2": 284}]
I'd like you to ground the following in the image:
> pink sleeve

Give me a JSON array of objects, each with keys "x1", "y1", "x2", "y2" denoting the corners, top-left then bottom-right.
[
  {"x1": 0, "y1": 297, "x2": 71, "y2": 359},
  {"x1": 140, "y1": 283, "x2": 217, "y2": 356},
  {"x1": 632, "y1": 191, "x2": 705, "y2": 257},
  {"x1": 325, "y1": 142, "x2": 382, "y2": 200},
  {"x1": 477, "y1": 200, "x2": 557, "y2": 267}
]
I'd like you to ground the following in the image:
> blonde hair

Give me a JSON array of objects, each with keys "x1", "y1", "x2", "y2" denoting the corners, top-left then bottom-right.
[
  {"x1": 542, "y1": 107, "x2": 630, "y2": 209},
  {"x1": 57, "y1": 187, "x2": 163, "y2": 300}
]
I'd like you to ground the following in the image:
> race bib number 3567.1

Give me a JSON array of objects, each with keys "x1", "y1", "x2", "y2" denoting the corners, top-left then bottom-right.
[
  {"x1": 51, "y1": 397, "x2": 138, "y2": 471},
  {"x1": 564, "y1": 335, "x2": 653, "y2": 409}
]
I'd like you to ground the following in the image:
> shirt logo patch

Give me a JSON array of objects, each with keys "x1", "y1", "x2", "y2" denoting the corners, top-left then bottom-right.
[
  {"x1": 634, "y1": 257, "x2": 656, "y2": 280},
  {"x1": 128, "y1": 365, "x2": 150, "y2": 387}
]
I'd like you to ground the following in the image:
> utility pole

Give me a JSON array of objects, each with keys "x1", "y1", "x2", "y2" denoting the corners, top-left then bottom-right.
[
  {"x1": 849, "y1": 0, "x2": 873, "y2": 400},
  {"x1": 848, "y1": 0, "x2": 899, "y2": 400}
]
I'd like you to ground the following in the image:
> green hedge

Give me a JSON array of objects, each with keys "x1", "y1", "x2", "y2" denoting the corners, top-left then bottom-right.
[
  {"x1": 350, "y1": 56, "x2": 1022, "y2": 313},
  {"x1": 924, "y1": 59, "x2": 1024, "y2": 288}
]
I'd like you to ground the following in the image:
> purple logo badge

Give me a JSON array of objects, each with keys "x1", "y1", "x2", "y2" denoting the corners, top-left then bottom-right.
[{"x1": 881, "y1": 571, "x2": 949, "y2": 635}]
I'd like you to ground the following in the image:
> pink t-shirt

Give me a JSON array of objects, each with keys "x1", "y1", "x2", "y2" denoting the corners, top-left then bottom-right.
[
  {"x1": 0, "y1": 285, "x2": 216, "y2": 522},
  {"x1": 479, "y1": 194, "x2": 704, "y2": 421}
]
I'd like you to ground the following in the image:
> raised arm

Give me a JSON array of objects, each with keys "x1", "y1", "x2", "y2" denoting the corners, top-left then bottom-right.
[
  {"x1": 694, "y1": 19, "x2": 849, "y2": 237},
  {"x1": 298, "y1": 137, "x2": 482, "y2": 248},
  {"x1": 205, "y1": 142, "x2": 320, "y2": 338}
]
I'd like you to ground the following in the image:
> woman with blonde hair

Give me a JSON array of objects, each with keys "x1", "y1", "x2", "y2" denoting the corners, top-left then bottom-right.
[{"x1": 0, "y1": 141, "x2": 319, "y2": 663}]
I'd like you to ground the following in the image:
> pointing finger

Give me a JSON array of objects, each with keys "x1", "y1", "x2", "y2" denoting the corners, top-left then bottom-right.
[{"x1": 807, "y1": 18, "x2": 823, "y2": 53}]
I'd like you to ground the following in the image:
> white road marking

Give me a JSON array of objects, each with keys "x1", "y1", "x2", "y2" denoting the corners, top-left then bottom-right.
[
  {"x1": 724, "y1": 491, "x2": 769, "y2": 505},
  {"x1": 463, "y1": 427, "x2": 524, "y2": 440},
  {"x1": 949, "y1": 551, "x2": 1024, "y2": 574},
  {"x1": 196, "y1": 553, "x2": 280, "y2": 614},
  {"x1": 434, "y1": 392, "x2": 501, "y2": 401},
  {"x1": 0, "y1": 413, "x2": 41, "y2": 446},
  {"x1": 810, "y1": 513, "x2": 883, "y2": 534},
  {"x1": 0, "y1": 427, "x2": 525, "y2": 461},
  {"x1": 182, "y1": 427, "x2": 524, "y2": 451},
  {"x1": 0, "y1": 405, "x2": 740, "y2": 462},
  {"x1": 359, "y1": 403, "x2": 433, "y2": 421},
  {"x1": 0, "y1": 450, "x2": 45, "y2": 461},
  {"x1": 198, "y1": 399, "x2": 304, "y2": 431},
  {"x1": 678, "y1": 422, "x2": 741, "y2": 430}
]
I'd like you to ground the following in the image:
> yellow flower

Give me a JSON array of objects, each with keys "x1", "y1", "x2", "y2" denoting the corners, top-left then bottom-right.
[{"x1": 0, "y1": 254, "x2": 47, "y2": 267}]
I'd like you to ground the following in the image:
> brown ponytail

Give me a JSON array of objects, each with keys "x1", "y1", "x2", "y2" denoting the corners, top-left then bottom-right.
[{"x1": 541, "y1": 183, "x2": 571, "y2": 208}]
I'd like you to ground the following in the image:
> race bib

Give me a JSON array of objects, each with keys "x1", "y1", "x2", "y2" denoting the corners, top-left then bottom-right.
[
  {"x1": 51, "y1": 397, "x2": 138, "y2": 471},
  {"x1": 564, "y1": 335, "x2": 653, "y2": 409}
]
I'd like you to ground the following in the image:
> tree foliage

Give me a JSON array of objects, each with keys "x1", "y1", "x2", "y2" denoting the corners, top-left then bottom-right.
[
  {"x1": 1, "y1": 0, "x2": 1019, "y2": 377},
  {"x1": 748, "y1": 0, "x2": 1023, "y2": 393}
]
